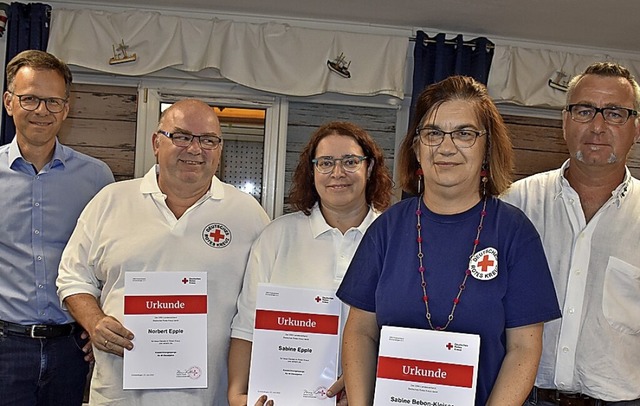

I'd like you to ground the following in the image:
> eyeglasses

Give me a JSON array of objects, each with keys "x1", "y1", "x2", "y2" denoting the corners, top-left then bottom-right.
[
  {"x1": 157, "y1": 130, "x2": 222, "y2": 150},
  {"x1": 416, "y1": 127, "x2": 485, "y2": 148},
  {"x1": 8, "y1": 92, "x2": 68, "y2": 113},
  {"x1": 565, "y1": 104, "x2": 638, "y2": 125},
  {"x1": 311, "y1": 155, "x2": 368, "y2": 174}
]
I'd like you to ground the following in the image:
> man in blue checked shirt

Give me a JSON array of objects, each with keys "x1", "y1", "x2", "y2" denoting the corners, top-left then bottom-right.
[{"x1": 0, "y1": 50, "x2": 114, "y2": 406}]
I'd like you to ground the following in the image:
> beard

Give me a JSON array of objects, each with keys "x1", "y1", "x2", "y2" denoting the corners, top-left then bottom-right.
[{"x1": 575, "y1": 150, "x2": 618, "y2": 164}]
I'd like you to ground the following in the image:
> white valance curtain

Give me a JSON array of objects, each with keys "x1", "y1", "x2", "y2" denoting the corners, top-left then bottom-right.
[
  {"x1": 488, "y1": 45, "x2": 640, "y2": 108},
  {"x1": 47, "y1": 9, "x2": 409, "y2": 99}
]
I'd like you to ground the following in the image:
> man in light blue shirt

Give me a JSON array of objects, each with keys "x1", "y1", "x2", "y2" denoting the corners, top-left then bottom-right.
[{"x1": 0, "y1": 50, "x2": 114, "y2": 406}]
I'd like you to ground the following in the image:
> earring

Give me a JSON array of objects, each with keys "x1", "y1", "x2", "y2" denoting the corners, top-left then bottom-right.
[
  {"x1": 480, "y1": 164, "x2": 488, "y2": 197},
  {"x1": 416, "y1": 167, "x2": 424, "y2": 195}
]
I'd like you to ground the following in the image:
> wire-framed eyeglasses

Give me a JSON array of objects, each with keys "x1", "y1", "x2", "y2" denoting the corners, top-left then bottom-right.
[
  {"x1": 312, "y1": 155, "x2": 368, "y2": 174},
  {"x1": 416, "y1": 127, "x2": 485, "y2": 148},
  {"x1": 157, "y1": 130, "x2": 222, "y2": 150},
  {"x1": 8, "y1": 92, "x2": 68, "y2": 113},
  {"x1": 565, "y1": 104, "x2": 638, "y2": 125}
]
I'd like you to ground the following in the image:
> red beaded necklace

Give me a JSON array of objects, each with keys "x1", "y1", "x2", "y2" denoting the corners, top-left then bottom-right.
[{"x1": 415, "y1": 195, "x2": 488, "y2": 331}]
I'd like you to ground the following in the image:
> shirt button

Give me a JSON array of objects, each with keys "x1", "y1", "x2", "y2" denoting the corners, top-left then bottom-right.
[
  {"x1": 575, "y1": 269, "x2": 581, "y2": 275},
  {"x1": 34, "y1": 229, "x2": 40, "y2": 235},
  {"x1": 38, "y1": 284, "x2": 44, "y2": 289},
  {"x1": 34, "y1": 202, "x2": 40, "y2": 207},
  {"x1": 36, "y1": 256, "x2": 42, "y2": 261},
  {"x1": 568, "y1": 307, "x2": 575, "y2": 314},
  {"x1": 562, "y1": 346, "x2": 570, "y2": 353}
]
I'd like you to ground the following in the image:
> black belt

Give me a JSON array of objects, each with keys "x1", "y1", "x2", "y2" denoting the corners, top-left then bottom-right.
[
  {"x1": 0, "y1": 320, "x2": 78, "y2": 339},
  {"x1": 530, "y1": 387, "x2": 609, "y2": 406}
]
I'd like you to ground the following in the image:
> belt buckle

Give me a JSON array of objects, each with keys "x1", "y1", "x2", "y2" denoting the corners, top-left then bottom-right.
[{"x1": 29, "y1": 324, "x2": 49, "y2": 338}]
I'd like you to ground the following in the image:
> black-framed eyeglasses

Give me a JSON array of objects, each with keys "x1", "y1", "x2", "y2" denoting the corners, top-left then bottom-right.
[
  {"x1": 8, "y1": 92, "x2": 68, "y2": 113},
  {"x1": 565, "y1": 104, "x2": 638, "y2": 125},
  {"x1": 416, "y1": 127, "x2": 485, "y2": 148},
  {"x1": 157, "y1": 130, "x2": 222, "y2": 150},
  {"x1": 311, "y1": 155, "x2": 368, "y2": 174}
]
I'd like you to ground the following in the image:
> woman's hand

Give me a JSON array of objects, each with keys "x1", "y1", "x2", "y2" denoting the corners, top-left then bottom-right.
[
  {"x1": 254, "y1": 395, "x2": 273, "y2": 406},
  {"x1": 327, "y1": 375, "x2": 348, "y2": 405}
]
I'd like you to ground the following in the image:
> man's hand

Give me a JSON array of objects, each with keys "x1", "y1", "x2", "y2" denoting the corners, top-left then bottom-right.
[
  {"x1": 80, "y1": 330, "x2": 94, "y2": 362},
  {"x1": 93, "y1": 315, "x2": 134, "y2": 357}
]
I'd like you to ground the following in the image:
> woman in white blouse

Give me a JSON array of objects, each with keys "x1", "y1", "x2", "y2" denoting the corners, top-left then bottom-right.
[{"x1": 227, "y1": 121, "x2": 393, "y2": 406}]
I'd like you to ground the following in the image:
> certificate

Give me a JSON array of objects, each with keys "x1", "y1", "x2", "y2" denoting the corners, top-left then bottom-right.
[
  {"x1": 248, "y1": 284, "x2": 341, "y2": 404},
  {"x1": 123, "y1": 272, "x2": 208, "y2": 389},
  {"x1": 374, "y1": 326, "x2": 480, "y2": 406}
]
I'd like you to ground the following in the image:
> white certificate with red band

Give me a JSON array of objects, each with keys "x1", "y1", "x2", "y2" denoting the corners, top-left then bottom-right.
[
  {"x1": 373, "y1": 326, "x2": 480, "y2": 406},
  {"x1": 248, "y1": 283, "x2": 341, "y2": 404},
  {"x1": 123, "y1": 272, "x2": 208, "y2": 389}
]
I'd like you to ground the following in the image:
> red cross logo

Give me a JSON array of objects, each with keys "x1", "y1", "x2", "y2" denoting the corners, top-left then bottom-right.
[
  {"x1": 315, "y1": 296, "x2": 321, "y2": 303},
  {"x1": 209, "y1": 229, "x2": 225, "y2": 242},
  {"x1": 182, "y1": 278, "x2": 188, "y2": 284},
  {"x1": 202, "y1": 223, "x2": 232, "y2": 248},
  {"x1": 446, "y1": 342, "x2": 453, "y2": 350},
  {"x1": 478, "y1": 254, "x2": 495, "y2": 272}
]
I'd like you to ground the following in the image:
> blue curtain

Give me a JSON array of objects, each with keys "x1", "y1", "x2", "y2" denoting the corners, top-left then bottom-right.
[
  {"x1": 409, "y1": 31, "x2": 495, "y2": 128},
  {"x1": 1, "y1": 2, "x2": 51, "y2": 145}
]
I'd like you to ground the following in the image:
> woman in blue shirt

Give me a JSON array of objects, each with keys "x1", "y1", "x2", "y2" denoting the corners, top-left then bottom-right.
[{"x1": 337, "y1": 76, "x2": 561, "y2": 406}]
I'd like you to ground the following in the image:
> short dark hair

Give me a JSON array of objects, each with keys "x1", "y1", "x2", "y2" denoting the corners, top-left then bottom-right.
[
  {"x1": 566, "y1": 62, "x2": 640, "y2": 111},
  {"x1": 399, "y1": 75, "x2": 513, "y2": 196},
  {"x1": 289, "y1": 121, "x2": 393, "y2": 215},
  {"x1": 6, "y1": 50, "x2": 73, "y2": 98}
]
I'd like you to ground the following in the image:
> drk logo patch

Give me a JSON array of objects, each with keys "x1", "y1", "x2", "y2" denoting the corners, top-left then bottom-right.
[{"x1": 203, "y1": 223, "x2": 232, "y2": 248}]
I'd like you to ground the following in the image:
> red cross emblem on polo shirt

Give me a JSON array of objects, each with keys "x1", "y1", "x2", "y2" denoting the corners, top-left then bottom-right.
[
  {"x1": 182, "y1": 278, "x2": 188, "y2": 284},
  {"x1": 209, "y1": 229, "x2": 225, "y2": 242},
  {"x1": 478, "y1": 254, "x2": 495, "y2": 272},
  {"x1": 202, "y1": 223, "x2": 232, "y2": 248},
  {"x1": 315, "y1": 296, "x2": 321, "y2": 303},
  {"x1": 446, "y1": 342, "x2": 453, "y2": 350}
]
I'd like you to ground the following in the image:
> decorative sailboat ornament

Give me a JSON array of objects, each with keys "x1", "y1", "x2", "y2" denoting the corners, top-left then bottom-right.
[
  {"x1": 548, "y1": 70, "x2": 569, "y2": 92},
  {"x1": 109, "y1": 39, "x2": 137, "y2": 65},
  {"x1": 327, "y1": 52, "x2": 352, "y2": 78}
]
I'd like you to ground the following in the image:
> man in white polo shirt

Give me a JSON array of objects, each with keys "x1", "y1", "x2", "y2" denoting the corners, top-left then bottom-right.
[{"x1": 57, "y1": 99, "x2": 269, "y2": 405}]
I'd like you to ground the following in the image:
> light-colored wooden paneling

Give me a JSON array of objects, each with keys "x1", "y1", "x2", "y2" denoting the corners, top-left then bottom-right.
[
  {"x1": 57, "y1": 84, "x2": 138, "y2": 180},
  {"x1": 70, "y1": 146, "x2": 135, "y2": 179},
  {"x1": 67, "y1": 84, "x2": 137, "y2": 121},
  {"x1": 59, "y1": 119, "x2": 136, "y2": 148}
]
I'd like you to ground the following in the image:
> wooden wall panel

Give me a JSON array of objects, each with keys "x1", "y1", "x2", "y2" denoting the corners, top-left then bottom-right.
[
  {"x1": 69, "y1": 146, "x2": 135, "y2": 176},
  {"x1": 512, "y1": 149, "x2": 569, "y2": 180},
  {"x1": 57, "y1": 84, "x2": 138, "y2": 181},
  {"x1": 59, "y1": 119, "x2": 135, "y2": 148},
  {"x1": 503, "y1": 113, "x2": 640, "y2": 179},
  {"x1": 68, "y1": 85, "x2": 137, "y2": 121},
  {"x1": 503, "y1": 114, "x2": 569, "y2": 180}
]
